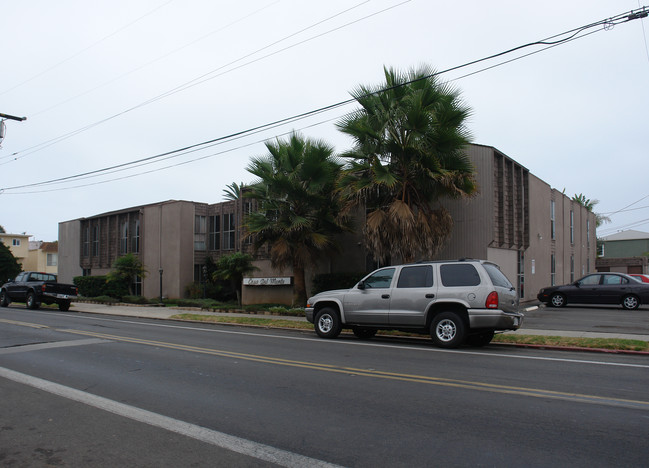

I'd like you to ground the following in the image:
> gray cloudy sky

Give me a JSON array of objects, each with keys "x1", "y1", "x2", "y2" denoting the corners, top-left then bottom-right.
[{"x1": 1, "y1": 0, "x2": 648, "y2": 241}]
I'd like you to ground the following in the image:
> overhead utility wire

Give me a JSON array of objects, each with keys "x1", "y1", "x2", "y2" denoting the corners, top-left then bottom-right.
[
  {"x1": 2, "y1": 6, "x2": 647, "y2": 193},
  {"x1": 30, "y1": 0, "x2": 282, "y2": 118},
  {"x1": 1, "y1": 0, "x2": 407, "y2": 163},
  {"x1": 0, "y1": 0, "x2": 175, "y2": 97},
  {"x1": 5, "y1": 31, "x2": 605, "y2": 194}
]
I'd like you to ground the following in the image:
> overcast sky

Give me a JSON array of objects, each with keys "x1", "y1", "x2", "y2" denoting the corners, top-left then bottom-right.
[{"x1": 1, "y1": 0, "x2": 648, "y2": 242}]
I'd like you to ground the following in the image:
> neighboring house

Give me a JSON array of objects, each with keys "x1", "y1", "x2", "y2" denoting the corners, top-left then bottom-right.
[
  {"x1": 58, "y1": 144, "x2": 596, "y2": 304},
  {"x1": 595, "y1": 230, "x2": 649, "y2": 274},
  {"x1": 23, "y1": 241, "x2": 59, "y2": 274},
  {"x1": 0, "y1": 232, "x2": 31, "y2": 269}
]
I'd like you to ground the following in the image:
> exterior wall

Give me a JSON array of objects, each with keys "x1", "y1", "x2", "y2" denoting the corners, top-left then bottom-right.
[
  {"x1": 24, "y1": 242, "x2": 59, "y2": 274},
  {"x1": 602, "y1": 239, "x2": 649, "y2": 258},
  {"x1": 0, "y1": 233, "x2": 31, "y2": 268},
  {"x1": 141, "y1": 201, "x2": 195, "y2": 299},
  {"x1": 58, "y1": 221, "x2": 81, "y2": 283}
]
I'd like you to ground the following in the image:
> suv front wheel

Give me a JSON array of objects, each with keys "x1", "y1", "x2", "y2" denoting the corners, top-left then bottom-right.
[
  {"x1": 314, "y1": 308, "x2": 342, "y2": 339},
  {"x1": 431, "y1": 312, "x2": 466, "y2": 348}
]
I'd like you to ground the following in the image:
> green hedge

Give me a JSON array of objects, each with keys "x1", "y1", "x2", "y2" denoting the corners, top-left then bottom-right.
[
  {"x1": 74, "y1": 275, "x2": 129, "y2": 299},
  {"x1": 311, "y1": 272, "x2": 367, "y2": 295}
]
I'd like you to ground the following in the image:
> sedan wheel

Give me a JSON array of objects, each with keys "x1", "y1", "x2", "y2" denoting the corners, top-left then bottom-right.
[
  {"x1": 550, "y1": 293, "x2": 566, "y2": 308},
  {"x1": 622, "y1": 294, "x2": 639, "y2": 310}
]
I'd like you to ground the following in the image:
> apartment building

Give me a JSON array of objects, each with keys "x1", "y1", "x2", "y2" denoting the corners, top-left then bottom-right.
[{"x1": 58, "y1": 144, "x2": 596, "y2": 304}]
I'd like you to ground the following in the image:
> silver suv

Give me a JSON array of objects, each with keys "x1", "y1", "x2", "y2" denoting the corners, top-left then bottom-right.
[{"x1": 305, "y1": 259, "x2": 523, "y2": 348}]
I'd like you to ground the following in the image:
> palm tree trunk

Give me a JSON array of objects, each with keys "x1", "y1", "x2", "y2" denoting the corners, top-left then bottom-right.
[{"x1": 292, "y1": 262, "x2": 307, "y2": 307}]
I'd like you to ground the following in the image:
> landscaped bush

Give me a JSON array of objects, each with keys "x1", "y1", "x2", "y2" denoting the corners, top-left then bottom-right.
[
  {"x1": 74, "y1": 275, "x2": 129, "y2": 299},
  {"x1": 311, "y1": 272, "x2": 367, "y2": 295}
]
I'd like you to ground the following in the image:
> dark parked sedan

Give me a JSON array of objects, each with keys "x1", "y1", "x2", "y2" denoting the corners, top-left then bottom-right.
[{"x1": 537, "y1": 272, "x2": 649, "y2": 310}]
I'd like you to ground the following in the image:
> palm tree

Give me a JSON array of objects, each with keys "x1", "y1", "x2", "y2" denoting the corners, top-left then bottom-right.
[
  {"x1": 245, "y1": 132, "x2": 346, "y2": 306},
  {"x1": 336, "y1": 65, "x2": 477, "y2": 263},
  {"x1": 572, "y1": 193, "x2": 610, "y2": 227},
  {"x1": 213, "y1": 252, "x2": 258, "y2": 306},
  {"x1": 223, "y1": 182, "x2": 245, "y2": 201}
]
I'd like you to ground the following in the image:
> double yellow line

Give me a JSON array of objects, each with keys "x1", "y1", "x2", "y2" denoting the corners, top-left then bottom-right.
[
  {"x1": 3, "y1": 318, "x2": 648, "y2": 411},
  {"x1": 60, "y1": 327, "x2": 649, "y2": 411}
]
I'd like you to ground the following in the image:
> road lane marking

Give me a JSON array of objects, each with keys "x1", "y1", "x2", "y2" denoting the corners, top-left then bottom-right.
[
  {"x1": 4, "y1": 316, "x2": 649, "y2": 410},
  {"x1": 0, "y1": 338, "x2": 110, "y2": 355},
  {"x1": 60, "y1": 328, "x2": 649, "y2": 411},
  {"x1": 0, "y1": 366, "x2": 341, "y2": 468}
]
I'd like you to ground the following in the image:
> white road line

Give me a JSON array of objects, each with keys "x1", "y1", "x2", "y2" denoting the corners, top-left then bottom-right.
[
  {"x1": 0, "y1": 366, "x2": 342, "y2": 468},
  {"x1": 56, "y1": 312, "x2": 649, "y2": 369},
  {"x1": 0, "y1": 338, "x2": 110, "y2": 355}
]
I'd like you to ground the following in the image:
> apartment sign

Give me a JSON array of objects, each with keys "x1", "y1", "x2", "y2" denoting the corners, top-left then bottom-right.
[{"x1": 243, "y1": 277, "x2": 292, "y2": 286}]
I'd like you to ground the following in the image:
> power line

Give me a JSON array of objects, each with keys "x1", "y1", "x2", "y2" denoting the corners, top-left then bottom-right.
[
  {"x1": 0, "y1": 0, "x2": 402, "y2": 163},
  {"x1": 1, "y1": 6, "x2": 647, "y2": 193},
  {"x1": 0, "y1": 0, "x2": 176, "y2": 97}
]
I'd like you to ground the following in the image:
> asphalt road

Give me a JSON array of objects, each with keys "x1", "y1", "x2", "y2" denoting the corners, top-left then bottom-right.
[{"x1": 1, "y1": 308, "x2": 648, "y2": 467}]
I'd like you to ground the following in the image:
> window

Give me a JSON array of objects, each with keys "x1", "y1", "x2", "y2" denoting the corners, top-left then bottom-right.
[
  {"x1": 194, "y1": 215, "x2": 207, "y2": 251},
  {"x1": 46, "y1": 253, "x2": 58, "y2": 266},
  {"x1": 362, "y1": 268, "x2": 395, "y2": 289},
  {"x1": 440, "y1": 264, "x2": 481, "y2": 287},
  {"x1": 223, "y1": 213, "x2": 235, "y2": 250},
  {"x1": 586, "y1": 219, "x2": 590, "y2": 247},
  {"x1": 550, "y1": 200, "x2": 556, "y2": 240},
  {"x1": 551, "y1": 254, "x2": 556, "y2": 286},
  {"x1": 92, "y1": 225, "x2": 99, "y2": 257},
  {"x1": 209, "y1": 215, "x2": 220, "y2": 250},
  {"x1": 483, "y1": 263, "x2": 513, "y2": 289},
  {"x1": 132, "y1": 220, "x2": 140, "y2": 253},
  {"x1": 82, "y1": 227, "x2": 90, "y2": 257},
  {"x1": 517, "y1": 252, "x2": 525, "y2": 298},
  {"x1": 397, "y1": 266, "x2": 433, "y2": 288},
  {"x1": 570, "y1": 210, "x2": 574, "y2": 244},
  {"x1": 579, "y1": 275, "x2": 600, "y2": 286},
  {"x1": 12, "y1": 238, "x2": 20, "y2": 246},
  {"x1": 133, "y1": 275, "x2": 142, "y2": 296},
  {"x1": 120, "y1": 221, "x2": 129, "y2": 254},
  {"x1": 570, "y1": 254, "x2": 575, "y2": 282}
]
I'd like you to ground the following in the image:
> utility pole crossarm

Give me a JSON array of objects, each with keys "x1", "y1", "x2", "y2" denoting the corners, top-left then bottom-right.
[{"x1": 0, "y1": 112, "x2": 27, "y2": 122}]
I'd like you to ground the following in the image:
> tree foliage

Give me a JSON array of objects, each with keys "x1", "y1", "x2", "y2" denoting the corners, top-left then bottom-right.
[
  {"x1": 572, "y1": 193, "x2": 610, "y2": 227},
  {"x1": 212, "y1": 252, "x2": 258, "y2": 305},
  {"x1": 245, "y1": 132, "x2": 346, "y2": 306},
  {"x1": 107, "y1": 253, "x2": 147, "y2": 296},
  {"x1": 336, "y1": 65, "x2": 476, "y2": 263},
  {"x1": 0, "y1": 242, "x2": 21, "y2": 283}
]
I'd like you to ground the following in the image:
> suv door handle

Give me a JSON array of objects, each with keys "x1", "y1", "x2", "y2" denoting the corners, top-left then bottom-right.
[
  {"x1": 425, "y1": 294, "x2": 435, "y2": 298},
  {"x1": 382, "y1": 294, "x2": 390, "y2": 299}
]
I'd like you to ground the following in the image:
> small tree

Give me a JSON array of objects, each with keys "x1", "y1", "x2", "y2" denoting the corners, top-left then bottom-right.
[
  {"x1": 213, "y1": 252, "x2": 258, "y2": 306},
  {"x1": 107, "y1": 254, "x2": 147, "y2": 296},
  {"x1": 0, "y1": 242, "x2": 21, "y2": 283}
]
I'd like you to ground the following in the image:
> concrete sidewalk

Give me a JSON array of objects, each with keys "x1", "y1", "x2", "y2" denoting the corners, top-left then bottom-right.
[{"x1": 68, "y1": 302, "x2": 649, "y2": 343}]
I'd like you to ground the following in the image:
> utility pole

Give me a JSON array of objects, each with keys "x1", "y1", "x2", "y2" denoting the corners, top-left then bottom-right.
[{"x1": 0, "y1": 112, "x2": 26, "y2": 144}]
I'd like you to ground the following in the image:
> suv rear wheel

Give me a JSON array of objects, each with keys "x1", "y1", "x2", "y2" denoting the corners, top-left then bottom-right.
[
  {"x1": 314, "y1": 308, "x2": 342, "y2": 339},
  {"x1": 431, "y1": 312, "x2": 466, "y2": 348}
]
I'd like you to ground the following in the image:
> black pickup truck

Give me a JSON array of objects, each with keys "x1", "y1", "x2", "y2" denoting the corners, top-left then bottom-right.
[{"x1": 0, "y1": 272, "x2": 78, "y2": 311}]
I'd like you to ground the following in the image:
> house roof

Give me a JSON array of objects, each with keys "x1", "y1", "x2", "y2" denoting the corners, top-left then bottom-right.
[{"x1": 601, "y1": 229, "x2": 649, "y2": 241}]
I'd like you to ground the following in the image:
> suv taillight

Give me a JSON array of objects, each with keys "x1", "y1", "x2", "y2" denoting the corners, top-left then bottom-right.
[{"x1": 486, "y1": 291, "x2": 499, "y2": 309}]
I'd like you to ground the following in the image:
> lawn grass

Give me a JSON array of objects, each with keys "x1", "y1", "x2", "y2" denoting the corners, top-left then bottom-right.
[{"x1": 171, "y1": 313, "x2": 649, "y2": 352}]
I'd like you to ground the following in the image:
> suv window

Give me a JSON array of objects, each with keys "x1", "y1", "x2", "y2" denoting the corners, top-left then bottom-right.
[
  {"x1": 483, "y1": 263, "x2": 513, "y2": 289},
  {"x1": 397, "y1": 265, "x2": 433, "y2": 288},
  {"x1": 362, "y1": 268, "x2": 395, "y2": 289},
  {"x1": 440, "y1": 264, "x2": 481, "y2": 287}
]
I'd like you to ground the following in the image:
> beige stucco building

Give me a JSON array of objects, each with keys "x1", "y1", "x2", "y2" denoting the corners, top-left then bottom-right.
[{"x1": 58, "y1": 144, "x2": 596, "y2": 304}]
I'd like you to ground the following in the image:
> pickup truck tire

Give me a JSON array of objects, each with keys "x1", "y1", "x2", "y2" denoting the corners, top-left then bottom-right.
[
  {"x1": 315, "y1": 308, "x2": 342, "y2": 339},
  {"x1": 431, "y1": 312, "x2": 466, "y2": 348},
  {"x1": 0, "y1": 290, "x2": 9, "y2": 307},
  {"x1": 466, "y1": 330, "x2": 495, "y2": 347},
  {"x1": 352, "y1": 327, "x2": 377, "y2": 340},
  {"x1": 26, "y1": 292, "x2": 40, "y2": 310},
  {"x1": 59, "y1": 300, "x2": 72, "y2": 312}
]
